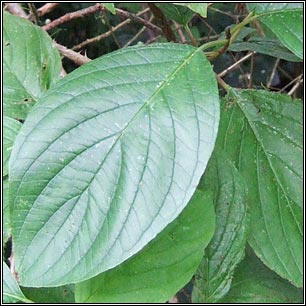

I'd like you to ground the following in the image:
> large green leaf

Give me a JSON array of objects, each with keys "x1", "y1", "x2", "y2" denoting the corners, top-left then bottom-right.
[
  {"x1": 3, "y1": 12, "x2": 61, "y2": 120},
  {"x1": 220, "y1": 247, "x2": 303, "y2": 303},
  {"x1": 216, "y1": 89, "x2": 302, "y2": 287},
  {"x1": 3, "y1": 116, "x2": 22, "y2": 176},
  {"x1": 75, "y1": 190, "x2": 215, "y2": 303},
  {"x1": 3, "y1": 262, "x2": 33, "y2": 303},
  {"x1": 9, "y1": 43, "x2": 219, "y2": 286},
  {"x1": 192, "y1": 151, "x2": 249, "y2": 303},
  {"x1": 247, "y1": 5, "x2": 303, "y2": 59}
]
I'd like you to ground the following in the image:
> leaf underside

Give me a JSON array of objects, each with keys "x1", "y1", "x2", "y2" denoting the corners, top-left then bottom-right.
[{"x1": 9, "y1": 43, "x2": 219, "y2": 286}]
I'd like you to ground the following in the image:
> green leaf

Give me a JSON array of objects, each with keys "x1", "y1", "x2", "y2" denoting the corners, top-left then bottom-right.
[
  {"x1": 220, "y1": 247, "x2": 303, "y2": 303},
  {"x1": 3, "y1": 262, "x2": 33, "y2": 303},
  {"x1": 230, "y1": 38, "x2": 302, "y2": 62},
  {"x1": 216, "y1": 89, "x2": 302, "y2": 287},
  {"x1": 102, "y1": 3, "x2": 116, "y2": 14},
  {"x1": 3, "y1": 116, "x2": 22, "y2": 176},
  {"x1": 192, "y1": 151, "x2": 249, "y2": 303},
  {"x1": 174, "y1": 3, "x2": 208, "y2": 18},
  {"x1": 156, "y1": 3, "x2": 194, "y2": 26},
  {"x1": 21, "y1": 285, "x2": 75, "y2": 303},
  {"x1": 248, "y1": 5, "x2": 303, "y2": 59},
  {"x1": 259, "y1": 10, "x2": 302, "y2": 59},
  {"x1": 248, "y1": 3, "x2": 303, "y2": 13},
  {"x1": 9, "y1": 43, "x2": 219, "y2": 287},
  {"x1": 3, "y1": 12, "x2": 61, "y2": 120},
  {"x1": 75, "y1": 190, "x2": 215, "y2": 303},
  {"x1": 3, "y1": 179, "x2": 11, "y2": 244}
]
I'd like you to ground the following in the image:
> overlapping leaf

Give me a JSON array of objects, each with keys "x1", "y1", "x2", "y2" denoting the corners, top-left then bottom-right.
[
  {"x1": 216, "y1": 89, "x2": 302, "y2": 287},
  {"x1": 220, "y1": 247, "x2": 303, "y2": 303},
  {"x1": 3, "y1": 12, "x2": 61, "y2": 120},
  {"x1": 192, "y1": 151, "x2": 249, "y2": 303},
  {"x1": 75, "y1": 191, "x2": 215, "y2": 303},
  {"x1": 230, "y1": 38, "x2": 302, "y2": 62},
  {"x1": 248, "y1": 4, "x2": 303, "y2": 59},
  {"x1": 3, "y1": 116, "x2": 22, "y2": 176},
  {"x1": 3, "y1": 262, "x2": 33, "y2": 303},
  {"x1": 9, "y1": 43, "x2": 219, "y2": 286}
]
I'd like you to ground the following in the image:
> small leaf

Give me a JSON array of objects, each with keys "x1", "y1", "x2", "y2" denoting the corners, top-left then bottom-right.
[
  {"x1": 10, "y1": 43, "x2": 219, "y2": 286},
  {"x1": 230, "y1": 38, "x2": 302, "y2": 62},
  {"x1": 174, "y1": 3, "x2": 208, "y2": 18},
  {"x1": 192, "y1": 151, "x2": 249, "y2": 303},
  {"x1": 75, "y1": 190, "x2": 215, "y2": 303},
  {"x1": 156, "y1": 3, "x2": 194, "y2": 26},
  {"x1": 216, "y1": 89, "x2": 302, "y2": 287},
  {"x1": 3, "y1": 116, "x2": 22, "y2": 176},
  {"x1": 3, "y1": 12, "x2": 61, "y2": 120},
  {"x1": 3, "y1": 262, "x2": 33, "y2": 303},
  {"x1": 102, "y1": 3, "x2": 116, "y2": 15},
  {"x1": 220, "y1": 247, "x2": 303, "y2": 303}
]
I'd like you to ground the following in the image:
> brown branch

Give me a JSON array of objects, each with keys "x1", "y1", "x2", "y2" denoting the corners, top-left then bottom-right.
[
  {"x1": 54, "y1": 42, "x2": 91, "y2": 65},
  {"x1": 42, "y1": 3, "x2": 107, "y2": 31},
  {"x1": 5, "y1": 3, "x2": 27, "y2": 17},
  {"x1": 218, "y1": 51, "x2": 255, "y2": 78},
  {"x1": 72, "y1": 8, "x2": 150, "y2": 51},
  {"x1": 36, "y1": 3, "x2": 60, "y2": 17},
  {"x1": 148, "y1": 3, "x2": 176, "y2": 42},
  {"x1": 115, "y1": 8, "x2": 162, "y2": 35}
]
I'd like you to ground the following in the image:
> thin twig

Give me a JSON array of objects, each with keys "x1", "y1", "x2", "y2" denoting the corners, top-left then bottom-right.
[
  {"x1": 173, "y1": 21, "x2": 187, "y2": 44},
  {"x1": 72, "y1": 8, "x2": 150, "y2": 51},
  {"x1": 288, "y1": 76, "x2": 303, "y2": 96},
  {"x1": 116, "y1": 7, "x2": 162, "y2": 35},
  {"x1": 123, "y1": 15, "x2": 154, "y2": 48},
  {"x1": 248, "y1": 52, "x2": 254, "y2": 88},
  {"x1": 279, "y1": 73, "x2": 303, "y2": 93},
  {"x1": 54, "y1": 42, "x2": 91, "y2": 65},
  {"x1": 28, "y1": 3, "x2": 39, "y2": 24},
  {"x1": 218, "y1": 51, "x2": 255, "y2": 77},
  {"x1": 5, "y1": 3, "x2": 27, "y2": 17},
  {"x1": 103, "y1": 12, "x2": 121, "y2": 48},
  {"x1": 184, "y1": 24, "x2": 197, "y2": 46},
  {"x1": 267, "y1": 58, "x2": 280, "y2": 88},
  {"x1": 42, "y1": 3, "x2": 107, "y2": 31}
]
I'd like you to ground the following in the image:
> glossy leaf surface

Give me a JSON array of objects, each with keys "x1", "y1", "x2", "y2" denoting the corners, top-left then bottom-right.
[
  {"x1": 192, "y1": 151, "x2": 249, "y2": 302},
  {"x1": 10, "y1": 43, "x2": 219, "y2": 286},
  {"x1": 216, "y1": 89, "x2": 302, "y2": 287},
  {"x1": 75, "y1": 191, "x2": 215, "y2": 303},
  {"x1": 3, "y1": 12, "x2": 61, "y2": 120}
]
